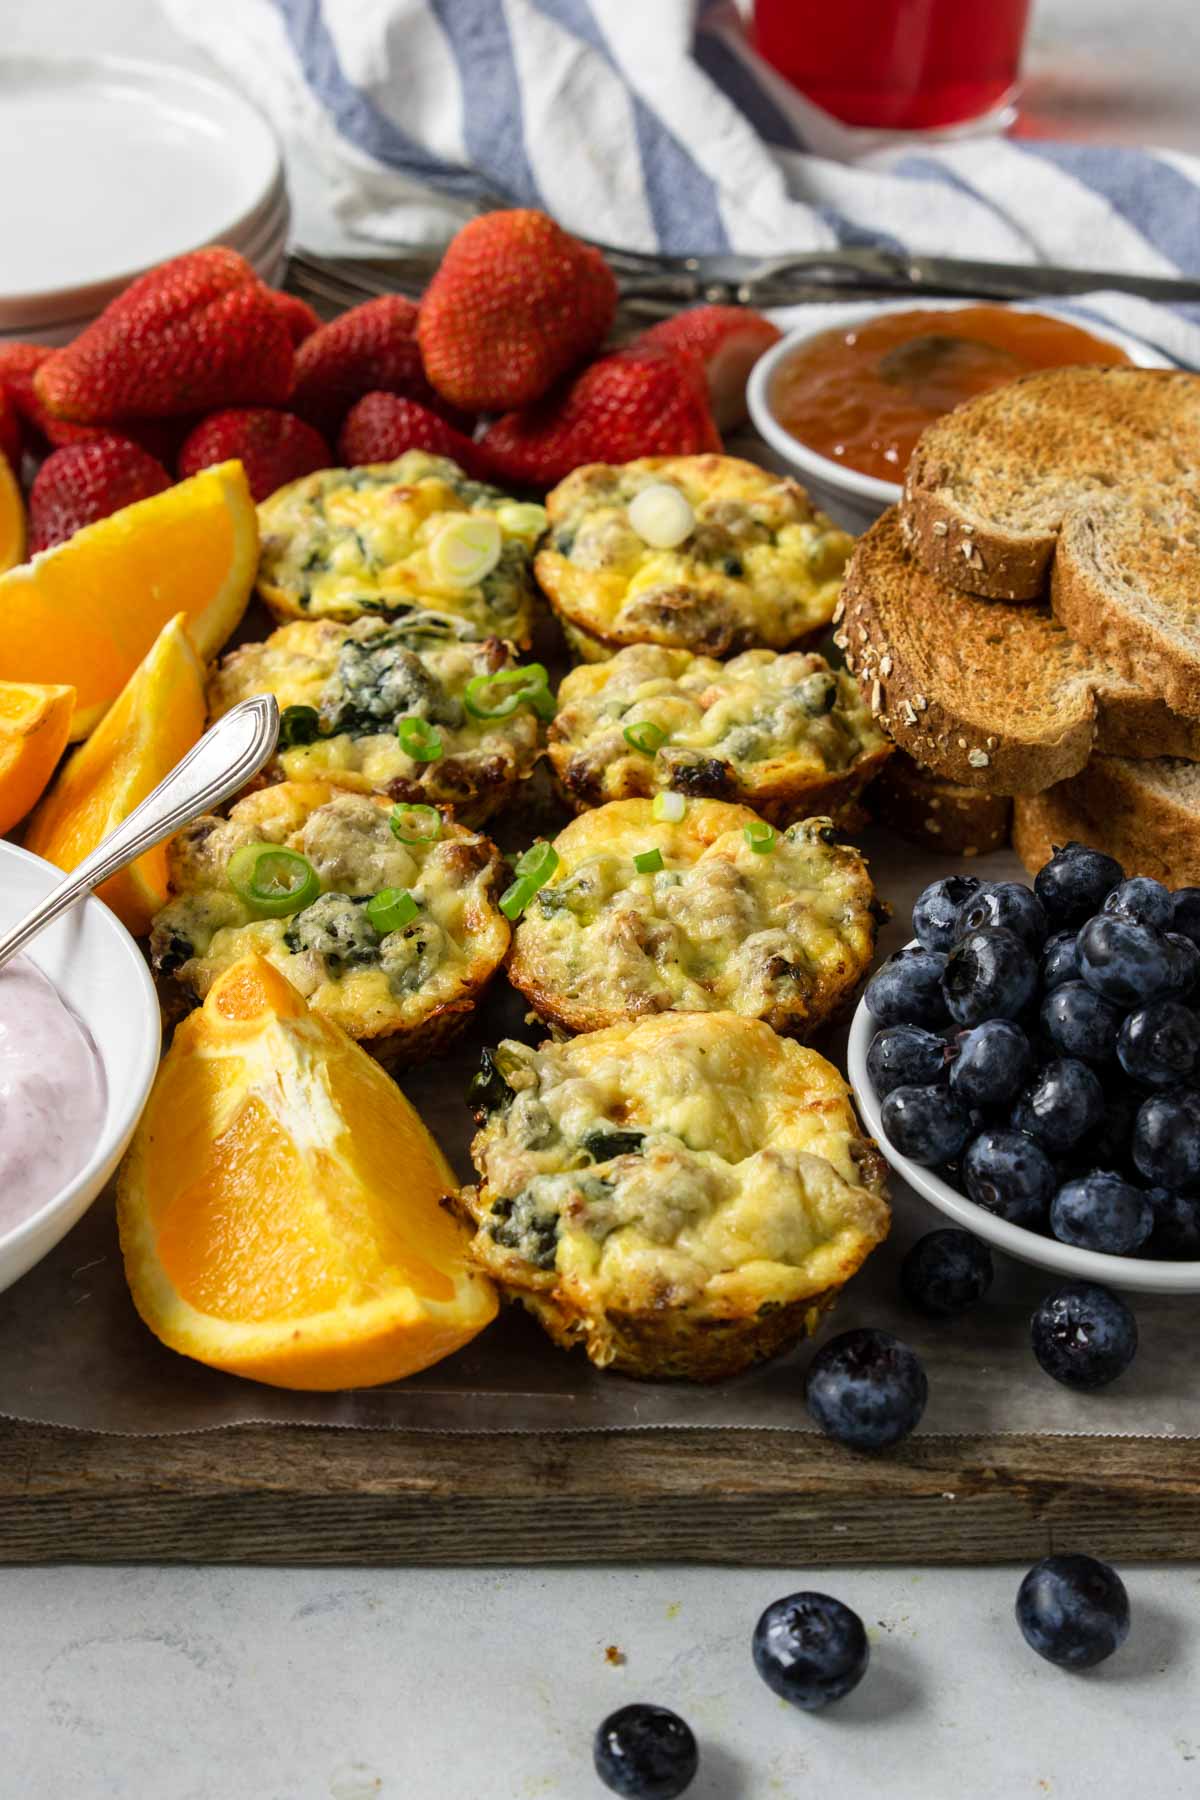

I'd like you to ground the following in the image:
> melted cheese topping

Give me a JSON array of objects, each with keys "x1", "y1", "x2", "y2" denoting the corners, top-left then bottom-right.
[
  {"x1": 536, "y1": 455, "x2": 852, "y2": 657},
  {"x1": 256, "y1": 452, "x2": 546, "y2": 643},
  {"x1": 550, "y1": 644, "x2": 887, "y2": 807},
  {"x1": 468, "y1": 1011, "x2": 889, "y2": 1316},
  {"x1": 150, "y1": 782, "x2": 509, "y2": 1041},
  {"x1": 209, "y1": 618, "x2": 542, "y2": 818}
]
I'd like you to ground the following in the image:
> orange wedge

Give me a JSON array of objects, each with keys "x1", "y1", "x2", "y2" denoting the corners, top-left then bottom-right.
[
  {"x1": 24, "y1": 613, "x2": 205, "y2": 934},
  {"x1": 0, "y1": 452, "x2": 24, "y2": 573},
  {"x1": 0, "y1": 458, "x2": 255, "y2": 739},
  {"x1": 117, "y1": 955, "x2": 498, "y2": 1390},
  {"x1": 0, "y1": 679, "x2": 75, "y2": 834}
]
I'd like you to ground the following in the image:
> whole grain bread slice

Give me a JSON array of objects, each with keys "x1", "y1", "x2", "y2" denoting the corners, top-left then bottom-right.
[
  {"x1": 868, "y1": 752, "x2": 1011, "y2": 857},
  {"x1": 901, "y1": 365, "x2": 1200, "y2": 601},
  {"x1": 1013, "y1": 756, "x2": 1200, "y2": 886},
  {"x1": 837, "y1": 509, "x2": 1200, "y2": 795}
]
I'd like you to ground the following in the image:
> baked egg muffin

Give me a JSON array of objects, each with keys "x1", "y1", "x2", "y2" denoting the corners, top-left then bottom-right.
[
  {"x1": 549, "y1": 643, "x2": 891, "y2": 823},
  {"x1": 536, "y1": 454, "x2": 852, "y2": 662},
  {"x1": 506, "y1": 798, "x2": 879, "y2": 1038},
  {"x1": 208, "y1": 618, "x2": 546, "y2": 827},
  {"x1": 256, "y1": 452, "x2": 546, "y2": 644},
  {"x1": 150, "y1": 781, "x2": 509, "y2": 1066},
  {"x1": 459, "y1": 1011, "x2": 890, "y2": 1380}
]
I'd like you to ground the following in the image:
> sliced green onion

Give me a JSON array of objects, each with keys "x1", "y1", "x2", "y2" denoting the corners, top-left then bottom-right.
[
  {"x1": 227, "y1": 843, "x2": 320, "y2": 917},
  {"x1": 389, "y1": 802, "x2": 442, "y2": 844},
  {"x1": 366, "y1": 887, "x2": 419, "y2": 934},
  {"x1": 623, "y1": 721, "x2": 667, "y2": 756},
  {"x1": 744, "y1": 820, "x2": 776, "y2": 854},
  {"x1": 499, "y1": 876, "x2": 536, "y2": 921},
  {"x1": 397, "y1": 715, "x2": 443, "y2": 762},
  {"x1": 277, "y1": 704, "x2": 323, "y2": 748},
  {"x1": 464, "y1": 663, "x2": 555, "y2": 722},
  {"x1": 500, "y1": 840, "x2": 561, "y2": 920},
  {"x1": 652, "y1": 791, "x2": 686, "y2": 822},
  {"x1": 633, "y1": 847, "x2": 664, "y2": 874}
]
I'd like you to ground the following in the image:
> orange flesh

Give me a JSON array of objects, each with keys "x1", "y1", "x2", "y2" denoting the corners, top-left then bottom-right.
[{"x1": 768, "y1": 306, "x2": 1131, "y2": 482}]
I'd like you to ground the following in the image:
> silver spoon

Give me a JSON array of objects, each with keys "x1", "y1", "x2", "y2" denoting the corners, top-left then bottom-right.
[{"x1": 0, "y1": 693, "x2": 279, "y2": 972}]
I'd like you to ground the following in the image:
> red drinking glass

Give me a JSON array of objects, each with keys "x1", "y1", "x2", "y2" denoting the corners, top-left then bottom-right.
[{"x1": 753, "y1": 0, "x2": 1033, "y2": 131}]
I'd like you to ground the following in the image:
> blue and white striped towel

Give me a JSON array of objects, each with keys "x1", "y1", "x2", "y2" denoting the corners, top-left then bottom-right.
[{"x1": 162, "y1": 0, "x2": 1200, "y2": 367}]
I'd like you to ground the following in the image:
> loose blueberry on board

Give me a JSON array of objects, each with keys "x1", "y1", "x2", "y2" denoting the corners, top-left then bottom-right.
[
  {"x1": 1117, "y1": 999, "x2": 1200, "y2": 1088},
  {"x1": 880, "y1": 1084, "x2": 972, "y2": 1166},
  {"x1": 1102, "y1": 875, "x2": 1173, "y2": 932},
  {"x1": 1076, "y1": 915, "x2": 1175, "y2": 1008},
  {"x1": 964, "y1": 1129, "x2": 1057, "y2": 1229},
  {"x1": 867, "y1": 1024, "x2": 948, "y2": 1099},
  {"x1": 1009, "y1": 1058, "x2": 1104, "y2": 1155},
  {"x1": 752, "y1": 1592, "x2": 869, "y2": 1710},
  {"x1": 1034, "y1": 842, "x2": 1123, "y2": 927},
  {"x1": 1145, "y1": 1188, "x2": 1200, "y2": 1259},
  {"x1": 912, "y1": 874, "x2": 981, "y2": 954},
  {"x1": 593, "y1": 1705, "x2": 698, "y2": 1799},
  {"x1": 900, "y1": 1228, "x2": 994, "y2": 1317},
  {"x1": 1042, "y1": 929, "x2": 1082, "y2": 992},
  {"x1": 1049, "y1": 1171, "x2": 1154, "y2": 1256},
  {"x1": 1171, "y1": 887, "x2": 1200, "y2": 949},
  {"x1": 863, "y1": 947, "x2": 949, "y2": 1028},
  {"x1": 1030, "y1": 1280, "x2": 1138, "y2": 1389},
  {"x1": 1040, "y1": 982, "x2": 1123, "y2": 1066},
  {"x1": 948, "y1": 1019, "x2": 1033, "y2": 1110},
  {"x1": 1015, "y1": 1555, "x2": 1130, "y2": 1670},
  {"x1": 1132, "y1": 1091, "x2": 1200, "y2": 1190},
  {"x1": 943, "y1": 927, "x2": 1038, "y2": 1026},
  {"x1": 805, "y1": 1328, "x2": 928, "y2": 1450},
  {"x1": 957, "y1": 880, "x2": 1049, "y2": 950}
]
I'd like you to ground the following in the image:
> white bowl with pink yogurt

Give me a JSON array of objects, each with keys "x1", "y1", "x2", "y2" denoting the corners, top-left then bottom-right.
[{"x1": 0, "y1": 840, "x2": 159, "y2": 1296}]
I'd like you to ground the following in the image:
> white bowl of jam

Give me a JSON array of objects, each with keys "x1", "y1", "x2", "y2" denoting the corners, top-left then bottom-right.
[
  {"x1": 0, "y1": 839, "x2": 160, "y2": 1297},
  {"x1": 747, "y1": 298, "x2": 1171, "y2": 535}
]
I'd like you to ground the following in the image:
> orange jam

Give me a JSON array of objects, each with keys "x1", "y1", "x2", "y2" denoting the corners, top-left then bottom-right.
[{"x1": 767, "y1": 305, "x2": 1132, "y2": 483}]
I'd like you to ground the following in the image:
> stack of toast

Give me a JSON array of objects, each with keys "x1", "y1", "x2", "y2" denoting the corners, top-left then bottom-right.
[{"x1": 840, "y1": 365, "x2": 1200, "y2": 879}]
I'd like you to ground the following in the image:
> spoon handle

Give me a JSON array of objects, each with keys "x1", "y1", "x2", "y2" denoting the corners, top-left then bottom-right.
[{"x1": 0, "y1": 694, "x2": 279, "y2": 972}]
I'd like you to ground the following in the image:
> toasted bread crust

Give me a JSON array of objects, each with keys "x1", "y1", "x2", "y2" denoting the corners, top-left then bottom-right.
[
  {"x1": 1014, "y1": 757, "x2": 1200, "y2": 887},
  {"x1": 868, "y1": 753, "x2": 1011, "y2": 857}
]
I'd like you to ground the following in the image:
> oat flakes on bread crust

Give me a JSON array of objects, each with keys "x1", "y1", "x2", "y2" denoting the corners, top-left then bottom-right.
[
  {"x1": 1013, "y1": 756, "x2": 1200, "y2": 888},
  {"x1": 900, "y1": 366, "x2": 1200, "y2": 602},
  {"x1": 837, "y1": 509, "x2": 1200, "y2": 796}
]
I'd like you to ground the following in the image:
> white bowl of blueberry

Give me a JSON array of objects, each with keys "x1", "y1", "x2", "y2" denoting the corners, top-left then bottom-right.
[{"x1": 848, "y1": 842, "x2": 1200, "y2": 1295}]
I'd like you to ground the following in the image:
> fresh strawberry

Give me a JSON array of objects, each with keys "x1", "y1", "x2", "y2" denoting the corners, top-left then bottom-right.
[
  {"x1": 337, "y1": 392, "x2": 496, "y2": 480},
  {"x1": 178, "y1": 408, "x2": 331, "y2": 502},
  {"x1": 28, "y1": 436, "x2": 173, "y2": 553},
  {"x1": 268, "y1": 290, "x2": 322, "y2": 346},
  {"x1": 0, "y1": 389, "x2": 20, "y2": 471},
  {"x1": 34, "y1": 247, "x2": 293, "y2": 423},
  {"x1": 480, "y1": 344, "x2": 721, "y2": 488},
  {"x1": 290, "y1": 294, "x2": 463, "y2": 437},
  {"x1": 417, "y1": 209, "x2": 617, "y2": 412},
  {"x1": 637, "y1": 306, "x2": 781, "y2": 431}
]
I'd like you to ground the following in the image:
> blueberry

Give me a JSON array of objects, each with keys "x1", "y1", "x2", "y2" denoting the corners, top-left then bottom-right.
[
  {"x1": 880, "y1": 1084, "x2": 972, "y2": 1166},
  {"x1": 948, "y1": 1020, "x2": 1033, "y2": 1109},
  {"x1": 1034, "y1": 842, "x2": 1123, "y2": 927},
  {"x1": 1040, "y1": 981, "x2": 1123, "y2": 1066},
  {"x1": 1016, "y1": 1554, "x2": 1130, "y2": 1669},
  {"x1": 594, "y1": 1706, "x2": 698, "y2": 1799},
  {"x1": 943, "y1": 927, "x2": 1038, "y2": 1026},
  {"x1": 1009, "y1": 1058, "x2": 1104, "y2": 1154},
  {"x1": 900, "y1": 1228, "x2": 994, "y2": 1316},
  {"x1": 1101, "y1": 875, "x2": 1173, "y2": 931},
  {"x1": 1049, "y1": 1170, "x2": 1153, "y2": 1255},
  {"x1": 956, "y1": 880, "x2": 1049, "y2": 949},
  {"x1": 1081, "y1": 1082, "x2": 1140, "y2": 1174},
  {"x1": 1042, "y1": 929, "x2": 1081, "y2": 992},
  {"x1": 866, "y1": 1025, "x2": 947, "y2": 1098},
  {"x1": 1144, "y1": 1188, "x2": 1200, "y2": 1258},
  {"x1": 912, "y1": 875, "x2": 981, "y2": 953},
  {"x1": 805, "y1": 1327, "x2": 928, "y2": 1450},
  {"x1": 964, "y1": 1129, "x2": 1057, "y2": 1228},
  {"x1": 1117, "y1": 999, "x2": 1200, "y2": 1088},
  {"x1": 1171, "y1": 887, "x2": 1200, "y2": 949},
  {"x1": 1165, "y1": 932, "x2": 1200, "y2": 999},
  {"x1": 863, "y1": 947, "x2": 949, "y2": 1028},
  {"x1": 752, "y1": 1592, "x2": 869, "y2": 1710},
  {"x1": 1076, "y1": 914, "x2": 1175, "y2": 1007},
  {"x1": 1132, "y1": 1090, "x2": 1200, "y2": 1189},
  {"x1": 1030, "y1": 1280, "x2": 1138, "y2": 1389}
]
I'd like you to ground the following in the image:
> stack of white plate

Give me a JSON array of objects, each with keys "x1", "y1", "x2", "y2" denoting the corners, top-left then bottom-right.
[{"x1": 0, "y1": 55, "x2": 289, "y2": 345}]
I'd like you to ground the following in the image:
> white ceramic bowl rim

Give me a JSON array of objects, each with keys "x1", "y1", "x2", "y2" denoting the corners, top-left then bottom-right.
[
  {"x1": 847, "y1": 940, "x2": 1200, "y2": 1294},
  {"x1": 0, "y1": 839, "x2": 160, "y2": 1261}
]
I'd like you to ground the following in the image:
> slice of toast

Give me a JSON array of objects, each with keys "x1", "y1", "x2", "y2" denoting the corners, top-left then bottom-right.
[
  {"x1": 837, "y1": 509, "x2": 1200, "y2": 795},
  {"x1": 1014, "y1": 757, "x2": 1200, "y2": 886},
  {"x1": 868, "y1": 752, "x2": 1011, "y2": 857},
  {"x1": 901, "y1": 366, "x2": 1200, "y2": 601}
]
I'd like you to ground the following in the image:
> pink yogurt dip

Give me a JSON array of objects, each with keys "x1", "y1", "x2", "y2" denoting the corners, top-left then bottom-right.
[{"x1": 0, "y1": 953, "x2": 106, "y2": 1230}]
